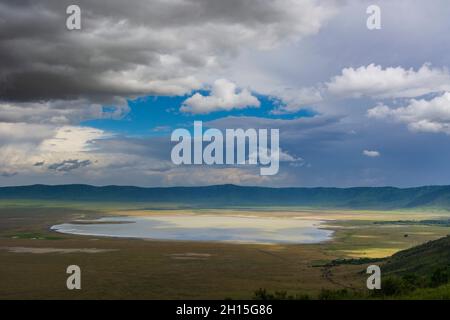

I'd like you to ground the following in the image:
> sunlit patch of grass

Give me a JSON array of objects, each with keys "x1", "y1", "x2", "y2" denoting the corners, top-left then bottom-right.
[
  {"x1": 341, "y1": 248, "x2": 400, "y2": 258},
  {"x1": 351, "y1": 235, "x2": 379, "y2": 239}
]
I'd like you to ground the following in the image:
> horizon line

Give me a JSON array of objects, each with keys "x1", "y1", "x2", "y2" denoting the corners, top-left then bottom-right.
[{"x1": 1, "y1": 183, "x2": 449, "y2": 190}]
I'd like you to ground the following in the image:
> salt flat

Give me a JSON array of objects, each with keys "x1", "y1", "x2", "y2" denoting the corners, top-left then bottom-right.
[{"x1": 51, "y1": 214, "x2": 333, "y2": 244}]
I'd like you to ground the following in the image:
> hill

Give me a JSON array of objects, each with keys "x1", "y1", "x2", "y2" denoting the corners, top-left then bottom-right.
[
  {"x1": 1, "y1": 184, "x2": 450, "y2": 209},
  {"x1": 383, "y1": 235, "x2": 450, "y2": 275}
]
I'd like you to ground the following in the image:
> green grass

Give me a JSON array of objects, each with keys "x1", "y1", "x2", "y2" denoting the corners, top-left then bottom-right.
[{"x1": 399, "y1": 283, "x2": 450, "y2": 299}]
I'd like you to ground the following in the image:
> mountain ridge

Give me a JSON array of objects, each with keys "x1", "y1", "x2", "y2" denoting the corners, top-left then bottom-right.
[{"x1": 2, "y1": 184, "x2": 450, "y2": 209}]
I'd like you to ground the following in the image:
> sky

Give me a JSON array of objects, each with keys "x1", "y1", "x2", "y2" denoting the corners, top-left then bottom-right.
[{"x1": 1, "y1": 0, "x2": 450, "y2": 187}]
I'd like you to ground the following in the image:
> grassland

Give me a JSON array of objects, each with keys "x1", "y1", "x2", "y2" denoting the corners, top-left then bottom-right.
[{"x1": 0, "y1": 201, "x2": 449, "y2": 299}]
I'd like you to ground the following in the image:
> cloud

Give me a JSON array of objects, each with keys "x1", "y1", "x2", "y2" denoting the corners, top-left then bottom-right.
[
  {"x1": 163, "y1": 166, "x2": 280, "y2": 186},
  {"x1": 279, "y1": 150, "x2": 304, "y2": 163},
  {"x1": 0, "y1": 0, "x2": 335, "y2": 106},
  {"x1": 265, "y1": 63, "x2": 450, "y2": 115},
  {"x1": 271, "y1": 87, "x2": 323, "y2": 114},
  {"x1": 38, "y1": 126, "x2": 110, "y2": 153},
  {"x1": 0, "y1": 99, "x2": 128, "y2": 125},
  {"x1": 327, "y1": 64, "x2": 450, "y2": 99},
  {"x1": 48, "y1": 159, "x2": 92, "y2": 172},
  {"x1": 363, "y1": 150, "x2": 380, "y2": 158},
  {"x1": 0, "y1": 125, "x2": 109, "y2": 178},
  {"x1": 205, "y1": 115, "x2": 345, "y2": 142},
  {"x1": 0, "y1": 123, "x2": 177, "y2": 184},
  {"x1": 368, "y1": 92, "x2": 450, "y2": 134},
  {"x1": 247, "y1": 147, "x2": 304, "y2": 164},
  {"x1": 180, "y1": 79, "x2": 260, "y2": 114},
  {"x1": 0, "y1": 122, "x2": 54, "y2": 143}
]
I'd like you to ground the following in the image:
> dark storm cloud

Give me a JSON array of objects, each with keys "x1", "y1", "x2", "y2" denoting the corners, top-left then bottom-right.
[{"x1": 0, "y1": 0, "x2": 334, "y2": 103}]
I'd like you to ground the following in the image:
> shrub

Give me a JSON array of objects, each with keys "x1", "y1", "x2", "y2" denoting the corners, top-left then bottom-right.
[
  {"x1": 378, "y1": 277, "x2": 407, "y2": 296},
  {"x1": 430, "y1": 267, "x2": 450, "y2": 287}
]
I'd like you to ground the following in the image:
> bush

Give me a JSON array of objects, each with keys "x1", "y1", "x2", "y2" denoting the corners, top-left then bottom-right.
[
  {"x1": 253, "y1": 288, "x2": 272, "y2": 300},
  {"x1": 430, "y1": 267, "x2": 450, "y2": 287},
  {"x1": 401, "y1": 273, "x2": 425, "y2": 288},
  {"x1": 378, "y1": 277, "x2": 409, "y2": 296},
  {"x1": 318, "y1": 289, "x2": 353, "y2": 300},
  {"x1": 253, "y1": 288, "x2": 311, "y2": 300}
]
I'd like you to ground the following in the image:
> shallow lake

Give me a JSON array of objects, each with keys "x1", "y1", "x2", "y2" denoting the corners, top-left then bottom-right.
[{"x1": 51, "y1": 215, "x2": 333, "y2": 244}]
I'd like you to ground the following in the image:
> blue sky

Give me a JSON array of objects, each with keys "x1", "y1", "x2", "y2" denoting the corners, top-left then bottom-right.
[{"x1": 82, "y1": 94, "x2": 315, "y2": 137}]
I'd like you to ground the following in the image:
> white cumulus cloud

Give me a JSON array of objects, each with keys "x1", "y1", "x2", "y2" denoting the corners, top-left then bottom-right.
[
  {"x1": 368, "y1": 92, "x2": 450, "y2": 134},
  {"x1": 327, "y1": 64, "x2": 450, "y2": 99},
  {"x1": 181, "y1": 79, "x2": 260, "y2": 114}
]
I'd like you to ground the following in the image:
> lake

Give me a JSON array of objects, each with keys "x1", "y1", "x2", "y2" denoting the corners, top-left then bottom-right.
[{"x1": 51, "y1": 215, "x2": 333, "y2": 244}]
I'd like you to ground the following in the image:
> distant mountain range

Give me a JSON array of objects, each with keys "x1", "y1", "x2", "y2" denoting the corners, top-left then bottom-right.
[{"x1": 2, "y1": 184, "x2": 450, "y2": 209}]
